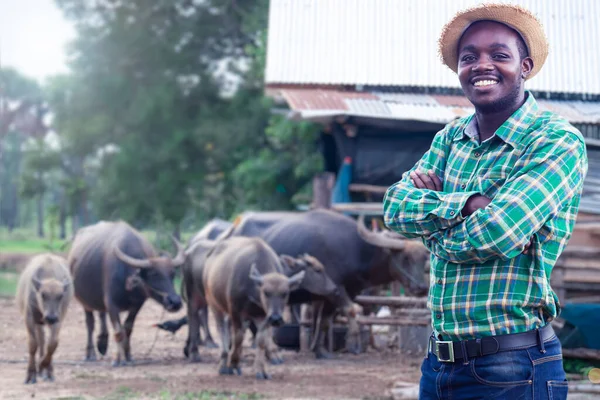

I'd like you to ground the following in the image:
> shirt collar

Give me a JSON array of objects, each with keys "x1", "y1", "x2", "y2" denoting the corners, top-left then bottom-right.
[{"x1": 453, "y1": 92, "x2": 539, "y2": 148}]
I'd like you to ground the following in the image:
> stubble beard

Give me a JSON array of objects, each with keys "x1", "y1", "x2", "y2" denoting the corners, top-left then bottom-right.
[{"x1": 473, "y1": 78, "x2": 523, "y2": 114}]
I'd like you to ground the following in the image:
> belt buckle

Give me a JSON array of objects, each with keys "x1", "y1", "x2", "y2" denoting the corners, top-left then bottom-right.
[{"x1": 435, "y1": 340, "x2": 455, "y2": 362}]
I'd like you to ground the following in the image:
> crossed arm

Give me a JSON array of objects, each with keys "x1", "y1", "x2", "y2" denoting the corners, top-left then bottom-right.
[{"x1": 384, "y1": 132, "x2": 586, "y2": 264}]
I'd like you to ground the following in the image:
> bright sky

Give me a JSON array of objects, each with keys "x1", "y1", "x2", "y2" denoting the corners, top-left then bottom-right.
[{"x1": 0, "y1": 0, "x2": 75, "y2": 83}]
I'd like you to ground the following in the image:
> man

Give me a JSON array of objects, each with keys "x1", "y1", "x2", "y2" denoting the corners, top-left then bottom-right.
[{"x1": 383, "y1": 4, "x2": 587, "y2": 399}]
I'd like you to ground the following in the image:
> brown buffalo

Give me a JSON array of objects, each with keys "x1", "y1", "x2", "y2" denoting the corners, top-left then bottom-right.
[
  {"x1": 68, "y1": 221, "x2": 184, "y2": 366},
  {"x1": 202, "y1": 236, "x2": 305, "y2": 379},
  {"x1": 16, "y1": 253, "x2": 73, "y2": 384}
]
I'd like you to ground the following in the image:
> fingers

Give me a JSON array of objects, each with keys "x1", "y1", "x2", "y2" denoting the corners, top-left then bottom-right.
[
  {"x1": 428, "y1": 170, "x2": 443, "y2": 191},
  {"x1": 410, "y1": 170, "x2": 442, "y2": 191},
  {"x1": 522, "y1": 237, "x2": 534, "y2": 254}
]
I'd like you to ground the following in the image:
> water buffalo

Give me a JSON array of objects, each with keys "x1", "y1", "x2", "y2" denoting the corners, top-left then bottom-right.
[
  {"x1": 16, "y1": 254, "x2": 73, "y2": 384},
  {"x1": 68, "y1": 221, "x2": 184, "y2": 366},
  {"x1": 230, "y1": 209, "x2": 429, "y2": 358},
  {"x1": 181, "y1": 235, "x2": 343, "y2": 363},
  {"x1": 167, "y1": 218, "x2": 235, "y2": 349},
  {"x1": 202, "y1": 236, "x2": 305, "y2": 379}
]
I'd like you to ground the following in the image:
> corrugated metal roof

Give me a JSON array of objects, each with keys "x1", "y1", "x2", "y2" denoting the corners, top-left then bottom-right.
[
  {"x1": 282, "y1": 89, "x2": 600, "y2": 125},
  {"x1": 266, "y1": 0, "x2": 600, "y2": 95}
]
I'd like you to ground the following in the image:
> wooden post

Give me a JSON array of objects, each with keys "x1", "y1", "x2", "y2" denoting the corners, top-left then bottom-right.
[
  {"x1": 299, "y1": 304, "x2": 311, "y2": 353},
  {"x1": 312, "y1": 172, "x2": 335, "y2": 209},
  {"x1": 552, "y1": 266, "x2": 566, "y2": 305}
]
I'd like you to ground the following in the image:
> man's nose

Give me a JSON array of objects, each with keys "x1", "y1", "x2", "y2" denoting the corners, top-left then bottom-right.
[{"x1": 473, "y1": 59, "x2": 494, "y2": 72}]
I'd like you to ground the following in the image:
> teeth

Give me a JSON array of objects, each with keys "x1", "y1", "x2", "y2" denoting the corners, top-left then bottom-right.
[{"x1": 474, "y1": 80, "x2": 498, "y2": 87}]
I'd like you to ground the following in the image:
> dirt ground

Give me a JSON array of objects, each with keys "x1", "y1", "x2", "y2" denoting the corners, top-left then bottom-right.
[{"x1": 0, "y1": 297, "x2": 423, "y2": 400}]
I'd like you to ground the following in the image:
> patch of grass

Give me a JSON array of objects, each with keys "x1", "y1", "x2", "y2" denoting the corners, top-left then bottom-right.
[
  {"x1": 0, "y1": 238, "x2": 67, "y2": 253},
  {"x1": 0, "y1": 271, "x2": 19, "y2": 297},
  {"x1": 563, "y1": 357, "x2": 600, "y2": 375},
  {"x1": 157, "y1": 390, "x2": 263, "y2": 400},
  {"x1": 102, "y1": 386, "x2": 138, "y2": 400}
]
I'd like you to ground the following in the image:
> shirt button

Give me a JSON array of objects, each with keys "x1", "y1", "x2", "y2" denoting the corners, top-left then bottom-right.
[
  {"x1": 474, "y1": 152, "x2": 481, "y2": 158},
  {"x1": 436, "y1": 313, "x2": 442, "y2": 319},
  {"x1": 461, "y1": 184, "x2": 466, "y2": 189},
  {"x1": 437, "y1": 279, "x2": 442, "y2": 285},
  {"x1": 450, "y1": 211, "x2": 455, "y2": 216}
]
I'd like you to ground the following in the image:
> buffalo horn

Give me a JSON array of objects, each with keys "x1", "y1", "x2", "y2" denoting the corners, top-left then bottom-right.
[
  {"x1": 114, "y1": 246, "x2": 153, "y2": 268},
  {"x1": 356, "y1": 214, "x2": 405, "y2": 250},
  {"x1": 184, "y1": 239, "x2": 216, "y2": 257},
  {"x1": 170, "y1": 235, "x2": 186, "y2": 266}
]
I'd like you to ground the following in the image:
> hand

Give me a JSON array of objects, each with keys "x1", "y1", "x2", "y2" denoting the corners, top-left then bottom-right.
[
  {"x1": 410, "y1": 170, "x2": 443, "y2": 191},
  {"x1": 462, "y1": 194, "x2": 491, "y2": 217},
  {"x1": 522, "y1": 237, "x2": 534, "y2": 254}
]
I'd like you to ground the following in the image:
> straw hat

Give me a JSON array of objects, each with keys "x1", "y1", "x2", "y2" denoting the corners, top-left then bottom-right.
[{"x1": 438, "y1": 3, "x2": 549, "y2": 80}]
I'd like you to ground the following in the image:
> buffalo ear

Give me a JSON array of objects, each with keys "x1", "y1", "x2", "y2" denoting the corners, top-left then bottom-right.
[
  {"x1": 125, "y1": 270, "x2": 143, "y2": 291},
  {"x1": 279, "y1": 254, "x2": 296, "y2": 269},
  {"x1": 248, "y1": 263, "x2": 263, "y2": 286},
  {"x1": 32, "y1": 277, "x2": 42, "y2": 292},
  {"x1": 62, "y1": 277, "x2": 72, "y2": 291},
  {"x1": 287, "y1": 270, "x2": 305, "y2": 291}
]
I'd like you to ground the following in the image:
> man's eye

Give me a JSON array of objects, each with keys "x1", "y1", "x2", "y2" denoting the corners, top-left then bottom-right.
[
  {"x1": 461, "y1": 55, "x2": 476, "y2": 62},
  {"x1": 493, "y1": 53, "x2": 509, "y2": 59}
]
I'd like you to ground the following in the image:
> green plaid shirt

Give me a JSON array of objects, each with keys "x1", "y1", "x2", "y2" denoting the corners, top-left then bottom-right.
[{"x1": 383, "y1": 93, "x2": 588, "y2": 341}]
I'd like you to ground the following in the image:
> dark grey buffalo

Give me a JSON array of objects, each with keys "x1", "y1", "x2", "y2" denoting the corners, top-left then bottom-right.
[
  {"x1": 229, "y1": 209, "x2": 429, "y2": 358},
  {"x1": 172, "y1": 218, "x2": 234, "y2": 349},
  {"x1": 203, "y1": 236, "x2": 305, "y2": 379},
  {"x1": 68, "y1": 221, "x2": 184, "y2": 366}
]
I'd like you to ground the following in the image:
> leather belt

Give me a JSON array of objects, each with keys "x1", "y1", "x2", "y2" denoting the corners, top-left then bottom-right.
[{"x1": 429, "y1": 324, "x2": 555, "y2": 363}]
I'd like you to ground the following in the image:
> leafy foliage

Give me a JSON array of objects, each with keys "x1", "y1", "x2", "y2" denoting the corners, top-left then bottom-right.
[{"x1": 1, "y1": 0, "x2": 324, "y2": 234}]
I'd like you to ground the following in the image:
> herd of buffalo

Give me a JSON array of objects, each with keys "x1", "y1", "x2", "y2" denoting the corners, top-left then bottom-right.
[{"x1": 15, "y1": 209, "x2": 429, "y2": 383}]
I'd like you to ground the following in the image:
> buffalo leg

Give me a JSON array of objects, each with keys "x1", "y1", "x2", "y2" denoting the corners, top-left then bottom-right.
[
  {"x1": 252, "y1": 318, "x2": 271, "y2": 380},
  {"x1": 186, "y1": 294, "x2": 202, "y2": 362},
  {"x1": 199, "y1": 305, "x2": 217, "y2": 348},
  {"x1": 265, "y1": 328, "x2": 283, "y2": 365},
  {"x1": 107, "y1": 303, "x2": 127, "y2": 367},
  {"x1": 39, "y1": 322, "x2": 60, "y2": 382},
  {"x1": 227, "y1": 316, "x2": 244, "y2": 376},
  {"x1": 97, "y1": 312, "x2": 109, "y2": 356},
  {"x1": 123, "y1": 305, "x2": 142, "y2": 362},
  {"x1": 338, "y1": 287, "x2": 362, "y2": 355},
  {"x1": 83, "y1": 310, "x2": 97, "y2": 361},
  {"x1": 25, "y1": 322, "x2": 38, "y2": 384},
  {"x1": 214, "y1": 310, "x2": 233, "y2": 375},
  {"x1": 35, "y1": 325, "x2": 45, "y2": 359},
  {"x1": 312, "y1": 301, "x2": 335, "y2": 359}
]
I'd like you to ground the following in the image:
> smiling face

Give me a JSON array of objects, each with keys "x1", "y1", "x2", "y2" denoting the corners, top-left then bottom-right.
[{"x1": 457, "y1": 21, "x2": 533, "y2": 114}]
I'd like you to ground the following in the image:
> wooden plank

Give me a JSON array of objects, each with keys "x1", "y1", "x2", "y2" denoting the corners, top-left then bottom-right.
[
  {"x1": 299, "y1": 316, "x2": 431, "y2": 327},
  {"x1": 354, "y1": 295, "x2": 428, "y2": 308},
  {"x1": 559, "y1": 246, "x2": 600, "y2": 259},
  {"x1": 562, "y1": 347, "x2": 600, "y2": 362},
  {"x1": 348, "y1": 183, "x2": 389, "y2": 194},
  {"x1": 563, "y1": 270, "x2": 600, "y2": 283},
  {"x1": 331, "y1": 202, "x2": 383, "y2": 215}
]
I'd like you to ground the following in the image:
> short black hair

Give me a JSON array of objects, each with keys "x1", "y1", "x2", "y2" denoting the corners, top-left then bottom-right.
[{"x1": 515, "y1": 35, "x2": 529, "y2": 60}]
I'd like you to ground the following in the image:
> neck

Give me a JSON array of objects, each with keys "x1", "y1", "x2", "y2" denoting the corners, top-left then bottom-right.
[{"x1": 475, "y1": 92, "x2": 526, "y2": 142}]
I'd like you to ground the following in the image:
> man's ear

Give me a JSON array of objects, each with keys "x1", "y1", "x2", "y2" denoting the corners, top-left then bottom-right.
[{"x1": 521, "y1": 57, "x2": 534, "y2": 79}]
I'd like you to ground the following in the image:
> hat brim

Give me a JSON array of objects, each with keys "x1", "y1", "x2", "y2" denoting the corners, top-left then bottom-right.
[{"x1": 439, "y1": 4, "x2": 549, "y2": 80}]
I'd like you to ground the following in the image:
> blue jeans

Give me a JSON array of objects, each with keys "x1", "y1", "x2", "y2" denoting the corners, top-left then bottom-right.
[{"x1": 419, "y1": 335, "x2": 568, "y2": 399}]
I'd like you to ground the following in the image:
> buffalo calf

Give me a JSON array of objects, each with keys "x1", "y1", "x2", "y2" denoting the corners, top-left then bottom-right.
[
  {"x1": 16, "y1": 254, "x2": 73, "y2": 384},
  {"x1": 203, "y1": 237, "x2": 304, "y2": 379}
]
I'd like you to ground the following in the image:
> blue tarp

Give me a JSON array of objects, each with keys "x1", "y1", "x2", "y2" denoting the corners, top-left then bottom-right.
[
  {"x1": 559, "y1": 303, "x2": 600, "y2": 350},
  {"x1": 331, "y1": 156, "x2": 352, "y2": 204}
]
